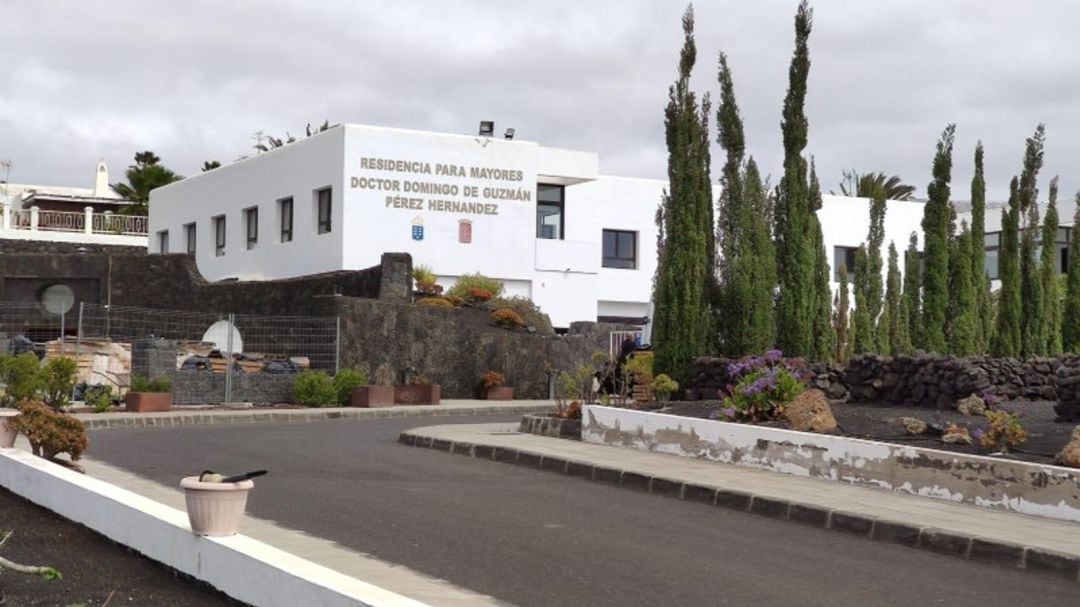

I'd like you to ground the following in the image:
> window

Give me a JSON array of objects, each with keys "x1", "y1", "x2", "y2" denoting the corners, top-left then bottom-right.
[
  {"x1": 245, "y1": 207, "x2": 258, "y2": 250},
  {"x1": 316, "y1": 188, "x2": 332, "y2": 234},
  {"x1": 184, "y1": 222, "x2": 196, "y2": 254},
  {"x1": 984, "y1": 230, "x2": 1000, "y2": 279},
  {"x1": 279, "y1": 197, "x2": 294, "y2": 242},
  {"x1": 602, "y1": 229, "x2": 637, "y2": 269},
  {"x1": 213, "y1": 215, "x2": 226, "y2": 257},
  {"x1": 157, "y1": 230, "x2": 169, "y2": 254},
  {"x1": 833, "y1": 246, "x2": 857, "y2": 282},
  {"x1": 536, "y1": 184, "x2": 564, "y2": 239}
]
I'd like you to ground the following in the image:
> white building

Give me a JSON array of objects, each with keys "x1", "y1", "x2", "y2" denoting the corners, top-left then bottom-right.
[{"x1": 149, "y1": 123, "x2": 930, "y2": 329}]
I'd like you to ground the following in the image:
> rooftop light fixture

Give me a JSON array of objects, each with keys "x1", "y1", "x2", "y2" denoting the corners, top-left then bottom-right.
[
  {"x1": 478, "y1": 121, "x2": 494, "y2": 137},
  {"x1": 504, "y1": 128, "x2": 515, "y2": 140}
]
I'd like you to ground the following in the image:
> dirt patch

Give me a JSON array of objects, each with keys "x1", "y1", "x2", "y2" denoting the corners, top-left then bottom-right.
[
  {"x1": 0, "y1": 488, "x2": 237, "y2": 606},
  {"x1": 658, "y1": 400, "x2": 1076, "y2": 465}
]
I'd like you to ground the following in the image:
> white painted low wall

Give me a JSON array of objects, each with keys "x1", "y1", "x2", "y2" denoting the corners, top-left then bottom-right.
[
  {"x1": 0, "y1": 449, "x2": 427, "y2": 607},
  {"x1": 582, "y1": 405, "x2": 1080, "y2": 523}
]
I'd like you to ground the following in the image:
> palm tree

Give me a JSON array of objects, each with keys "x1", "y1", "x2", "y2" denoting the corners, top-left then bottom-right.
[{"x1": 833, "y1": 170, "x2": 916, "y2": 200}]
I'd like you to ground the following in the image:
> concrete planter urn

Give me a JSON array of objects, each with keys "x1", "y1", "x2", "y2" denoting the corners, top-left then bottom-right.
[
  {"x1": 180, "y1": 476, "x2": 255, "y2": 536},
  {"x1": 125, "y1": 392, "x2": 172, "y2": 412},
  {"x1": 0, "y1": 409, "x2": 18, "y2": 448},
  {"x1": 393, "y1": 384, "x2": 441, "y2": 405},
  {"x1": 351, "y1": 385, "x2": 395, "y2": 407},
  {"x1": 481, "y1": 386, "x2": 514, "y2": 400}
]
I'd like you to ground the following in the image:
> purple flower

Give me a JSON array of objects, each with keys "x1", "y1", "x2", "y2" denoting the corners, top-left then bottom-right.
[
  {"x1": 720, "y1": 407, "x2": 737, "y2": 419},
  {"x1": 764, "y1": 349, "x2": 783, "y2": 363}
]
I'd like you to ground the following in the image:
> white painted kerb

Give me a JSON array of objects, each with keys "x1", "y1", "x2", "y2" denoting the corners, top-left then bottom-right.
[{"x1": 0, "y1": 449, "x2": 428, "y2": 607}]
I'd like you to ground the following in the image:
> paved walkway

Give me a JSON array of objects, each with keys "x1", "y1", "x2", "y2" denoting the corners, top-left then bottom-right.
[
  {"x1": 402, "y1": 422, "x2": 1080, "y2": 583},
  {"x1": 75, "y1": 399, "x2": 555, "y2": 430}
]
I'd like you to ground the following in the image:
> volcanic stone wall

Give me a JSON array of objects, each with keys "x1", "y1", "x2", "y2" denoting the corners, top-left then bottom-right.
[{"x1": 1056, "y1": 359, "x2": 1080, "y2": 421}]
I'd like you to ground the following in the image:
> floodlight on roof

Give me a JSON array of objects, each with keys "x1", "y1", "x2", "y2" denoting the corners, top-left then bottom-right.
[
  {"x1": 504, "y1": 128, "x2": 515, "y2": 140},
  {"x1": 478, "y1": 121, "x2": 494, "y2": 137}
]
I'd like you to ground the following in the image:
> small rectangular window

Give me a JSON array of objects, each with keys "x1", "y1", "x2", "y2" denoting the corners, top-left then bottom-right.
[
  {"x1": 833, "y1": 246, "x2": 858, "y2": 282},
  {"x1": 213, "y1": 215, "x2": 226, "y2": 257},
  {"x1": 316, "y1": 188, "x2": 332, "y2": 234},
  {"x1": 536, "y1": 184, "x2": 565, "y2": 240},
  {"x1": 984, "y1": 232, "x2": 1000, "y2": 247},
  {"x1": 184, "y1": 222, "x2": 196, "y2": 254},
  {"x1": 279, "y1": 197, "x2": 294, "y2": 242},
  {"x1": 602, "y1": 229, "x2": 637, "y2": 269},
  {"x1": 244, "y1": 207, "x2": 258, "y2": 250},
  {"x1": 157, "y1": 230, "x2": 169, "y2": 254},
  {"x1": 985, "y1": 248, "x2": 1000, "y2": 280},
  {"x1": 1061, "y1": 246, "x2": 1069, "y2": 275}
]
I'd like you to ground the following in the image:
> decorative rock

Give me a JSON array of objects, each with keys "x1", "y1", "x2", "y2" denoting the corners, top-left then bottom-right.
[
  {"x1": 899, "y1": 417, "x2": 928, "y2": 436},
  {"x1": 783, "y1": 389, "x2": 838, "y2": 434},
  {"x1": 942, "y1": 424, "x2": 972, "y2": 445},
  {"x1": 955, "y1": 394, "x2": 987, "y2": 417},
  {"x1": 1055, "y1": 426, "x2": 1080, "y2": 468}
]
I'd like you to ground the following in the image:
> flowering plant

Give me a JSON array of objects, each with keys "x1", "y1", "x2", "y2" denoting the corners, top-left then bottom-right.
[
  {"x1": 712, "y1": 350, "x2": 808, "y2": 423},
  {"x1": 980, "y1": 408, "x2": 1027, "y2": 453}
]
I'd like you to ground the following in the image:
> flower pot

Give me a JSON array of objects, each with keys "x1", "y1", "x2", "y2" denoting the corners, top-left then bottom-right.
[
  {"x1": 482, "y1": 386, "x2": 514, "y2": 400},
  {"x1": 0, "y1": 409, "x2": 18, "y2": 448},
  {"x1": 180, "y1": 476, "x2": 254, "y2": 537},
  {"x1": 393, "y1": 384, "x2": 441, "y2": 405},
  {"x1": 125, "y1": 392, "x2": 172, "y2": 412},
  {"x1": 352, "y1": 385, "x2": 395, "y2": 407}
]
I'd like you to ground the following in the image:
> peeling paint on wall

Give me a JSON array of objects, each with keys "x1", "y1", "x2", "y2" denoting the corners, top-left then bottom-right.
[{"x1": 583, "y1": 406, "x2": 1080, "y2": 523}]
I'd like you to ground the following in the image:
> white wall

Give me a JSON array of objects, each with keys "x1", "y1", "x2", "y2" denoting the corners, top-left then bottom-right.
[
  {"x1": 818, "y1": 195, "x2": 926, "y2": 293},
  {"x1": 148, "y1": 128, "x2": 346, "y2": 281}
]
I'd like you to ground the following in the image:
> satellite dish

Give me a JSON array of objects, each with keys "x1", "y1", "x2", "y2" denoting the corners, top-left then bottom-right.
[
  {"x1": 202, "y1": 320, "x2": 243, "y2": 353},
  {"x1": 41, "y1": 284, "x2": 75, "y2": 315}
]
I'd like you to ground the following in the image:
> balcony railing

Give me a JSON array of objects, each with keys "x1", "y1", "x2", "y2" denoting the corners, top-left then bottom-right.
[{"x1": 0, "y1": 206, "x2": 148, "y2": 237}]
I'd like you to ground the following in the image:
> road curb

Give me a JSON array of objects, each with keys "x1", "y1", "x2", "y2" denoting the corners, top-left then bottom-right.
[
  {"x1": 79, "y1": 404, "x2": 555, "y2": 431},
  {"x1": 398, "y1": 430, "x2": 1080, "y2": 585}
]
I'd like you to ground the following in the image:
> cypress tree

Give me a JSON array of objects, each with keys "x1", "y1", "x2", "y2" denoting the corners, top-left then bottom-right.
[
  {"x1": 1040, "y1": 177, "x2": 1063, "y2": 355},
  {"x1": 775, "y1": 0, "x2": 817, "y2": 358},
  {"x1": 991, "y1": 178, "x2": 1023, "y2": 357},
  {"x1": 651, "y1": 6, "x2": 714, "y2": 383},
  {"x1": 1064, "y1": 197, "x2": 1080, "y2": 353},
  {"x1": 715, "y1": 53, "x2": 776, "y2": 355},
  {"x1": 852, "y1": 246, "x2": 872, "y2": 354},
  {"x1": 883, "y1": 241, "x2": 907, "y2": 355},
  {"x1": 1018, "y1": 125, "x2": 1046, "y2": 358},
  {"x1": 809, "y1": 162, "x2": 835, "y2": 361},
  {"x1": 947, "y1": 222, "x2": 978, "y2": 355},
  {"x1": 920, "y1": 125, "x2": 957, "y2": 354},
  {"x1": 969, "y1": 143, "x2": 991, "y2": 352},
  {"x1": 902, "y1": 232, "x2": 923, "y2": 350},
  {"x1": 833, "y1": 263, "x2": 852, "y2": 362},
  {"x1": 866, "y1": 187, "x2": 886, "y2": 350}
]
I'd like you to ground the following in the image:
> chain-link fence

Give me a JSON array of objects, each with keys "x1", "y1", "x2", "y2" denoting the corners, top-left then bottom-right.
[{"x1": 3, "y1": 302, "x2": 341, "y2": 404}]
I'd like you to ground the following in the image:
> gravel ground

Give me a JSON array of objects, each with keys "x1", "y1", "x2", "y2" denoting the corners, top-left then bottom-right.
[
  {"x1": 0, "y1": 488, "x2": 236, "y2": 607},
  {"x1": 659, "y1": 399, "x2": 1076, "y2": 464}
]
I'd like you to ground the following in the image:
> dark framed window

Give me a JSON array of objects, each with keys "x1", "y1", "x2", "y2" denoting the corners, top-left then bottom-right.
[
  {"x1": 602, "y1": 229, "x2": 637, "y2": 269},
  {"x1": 833, "y1": 246, "x2": 857, "y2": 282},
  {"x1": 213, "y1": 215, "x2": 226, "y2": 257},
  {"x1": 244, "y1": 206, "x2": 258, "y2": 250},
  {"x1": 279, "y1": 197, "x2": 294, "y2": 242},
  {"x1": 316, "y1": 188, "x2": 332, "y2": 234},
  {"x1": 184, "y1": 222, "x2": 196, "y2": 254},
  {"x1": 536, "y1": 184, "x2": 564, "y2": 239},
  {"x1": 157, "y1": 230, "x2": 169, "y2": 254},
  {"x1": 984, "y1": 231, "x2": 1000, "y2": 279}
]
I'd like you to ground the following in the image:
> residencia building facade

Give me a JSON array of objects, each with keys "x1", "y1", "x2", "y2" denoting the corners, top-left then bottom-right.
[{"x1": 148, "y1": 123, "x2": 929, "y2": 329}]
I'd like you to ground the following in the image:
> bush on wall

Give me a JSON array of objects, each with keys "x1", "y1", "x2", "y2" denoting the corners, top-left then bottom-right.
[{"x1": 448, "y1": 273, "x2": 505, "y2": 300}]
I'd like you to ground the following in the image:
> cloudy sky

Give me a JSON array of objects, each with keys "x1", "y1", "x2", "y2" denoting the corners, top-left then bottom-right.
[{"x1": 4, "y1": 0, "x2": 1080, "y2": 209}]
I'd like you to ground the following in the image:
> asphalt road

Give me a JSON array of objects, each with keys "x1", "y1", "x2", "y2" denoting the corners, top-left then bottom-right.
[{"x1": 88, "y1": 416, "x2": 1080, "y2": 607}]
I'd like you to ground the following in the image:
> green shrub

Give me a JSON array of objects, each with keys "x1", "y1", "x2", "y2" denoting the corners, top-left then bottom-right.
[
  {"x1": 625, "y1": 353, "x2": 654, "y2": 383},
  {"x1": 412, "y1": 264, "x2": 437, "y2": 284},
  {"x1": 447, "y1": 273, "x2": 504, "y2": 299},
  {"x1": 332, "y1": 369, "x2": 368, "y2": 405},
  {"x1": 130, "y1": 374, "x2": 172, "y2": 393},
  {"x1": 718, "y1": 367, "x2": 805, "y2": 423},
  {"x1": 486, "y1": 296, "x2": 554, "y2": 335},
  {"x1": 42, "y1": 357, "x2": 78, "y2": 410},
  {"x1": 417, "y1": 297, "x2": 453, "y2": 308},
  {"x1": 652, "y1": 374, "x2": 679, "y2": 401},
  {"x1": 85, "y1": 384, "x2": 115, "y2": 413},
  {"x1": 292, "y1": 370, "x2": 337, "y2": 406},
  {"x1": 9, "y1": 400, "x2": 88, "y2": 462},
  {"x1": 0, "y1": 352, "x2": 43, "y2": 406}
]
